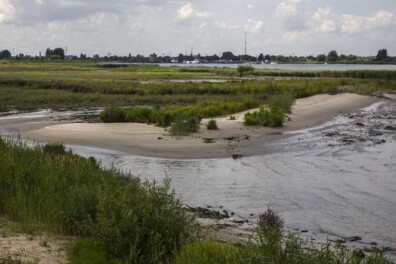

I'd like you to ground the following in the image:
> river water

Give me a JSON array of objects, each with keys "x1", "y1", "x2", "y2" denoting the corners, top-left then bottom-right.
[
  {"x1": 65, "y1": 100, "x2": 396, "y2": 253},
  {"x1": 162, "y1": 63, "x2": 396, "y2": 71}
]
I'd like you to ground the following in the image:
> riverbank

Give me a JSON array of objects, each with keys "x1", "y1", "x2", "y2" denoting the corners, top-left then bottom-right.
[{"x1": 15, "y1": 93, "x2": 380, "y2": 159}]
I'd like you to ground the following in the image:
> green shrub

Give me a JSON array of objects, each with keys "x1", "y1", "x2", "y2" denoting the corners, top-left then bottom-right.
[
  {"x1": 170, "y1": 117, "x2": 200, "y2": 135},
  {"x1": 126, "y1": 107, "x2": 155, "y2": 123},
  {"x1": 99, "y1": 106, "x2": 126, "y2": 123},
  {"x1": 258, "y1": 207, "x2": 284, "y2": 234},
  {"x1": 244, "y1": 107, "x2": 284, "y2": 127},
  {"x1": 325, "y1": 86, "x2": 339, "y2": 95},
  {"x1": 237, "y1": 65, "x2": 254, "y2": 77},
  {"x1": 228, "y1": 115, "x2": 236, "y2": 120},
  {"x1": 42, "y1": 142, "x2": 67, "y2": 156},
  {"x1": 207, "y1": 119, "x2": 218, "y2": 130}
]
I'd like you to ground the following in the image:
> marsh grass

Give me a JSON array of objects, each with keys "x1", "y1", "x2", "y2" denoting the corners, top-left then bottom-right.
[
  {"x1": 0, "y1": 66, "x2": 394, "y2": 113},
  {"x1": 0, "y1": 139, "x2": 197, "y2": 263},
  {"x1": 244, "y1": 107, "x2": 285, "y2": 127}
]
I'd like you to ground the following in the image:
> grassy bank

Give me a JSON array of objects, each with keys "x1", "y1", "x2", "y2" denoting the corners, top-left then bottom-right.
[
  {"x1": 0, "y1": 138, "x2": 392, "y2": 263},
  {"x1": 0, "y1": 138, "x2": 197, "y2": 263}
]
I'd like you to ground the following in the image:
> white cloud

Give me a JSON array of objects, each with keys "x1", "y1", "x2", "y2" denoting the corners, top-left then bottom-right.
[
  {"x1": 312, "y1": 7, "x2": 331, "y2": 21},
  {"x1": 319, "y1": 20, "x2": 337, "y2": 33},
  {"x1": 245, "y1": 19, "x2": 264, "y2": 33},
  {"x1": 340, "y1": 10, "x2": 395, "y2": 34},
  {"x1": 366, "y1": 10, "x2": 395, "y2": 29},
  {"x1": 214, "y1": 21, "x2": 240, "y2": 30},
  {"x1": 0, "y1": 0, "x2": 15, "y2": 23},
  {"x1": 130, "y1": 22, "x2": 144, "y2": 33},
  {"x1": 340, "y1": 15, "x2": 363, "y2": 33},
  {"x1": 275, "y1": 0, "x2": 301, "y2": 17},
  {"x1": 177, "y1": 3, "x2": 209, "y2": 20},
  {"x1": 311, "y1": 7, "x2": 337, "y2": 33}
]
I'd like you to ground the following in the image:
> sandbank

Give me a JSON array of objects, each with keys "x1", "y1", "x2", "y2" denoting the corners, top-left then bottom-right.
[{"x1": 18, "y1": 93, "x2": 381, "y2": 159}]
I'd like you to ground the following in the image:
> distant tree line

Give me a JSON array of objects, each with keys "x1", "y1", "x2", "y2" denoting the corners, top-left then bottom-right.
[{"x1": 1, "y1": 47, "x2": 394, "y2": 64}]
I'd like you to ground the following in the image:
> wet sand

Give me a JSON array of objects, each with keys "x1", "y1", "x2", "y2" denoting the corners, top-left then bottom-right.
[{"x1": 16, "y1": 93, "x2": 379, "y2": 159}]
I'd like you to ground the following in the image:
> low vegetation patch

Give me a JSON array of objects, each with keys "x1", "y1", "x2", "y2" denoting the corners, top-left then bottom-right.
[
  {"x1": 99, "y1": 106, "x2": 126, "y2": 123},
  {"x1": 207, "y1": 119, "x2": 218, "y2": 130},
  {"x1": 244, "y1": 107, "x2": 285, "y2": 127},
  {"x1": 170, "y1": 117, "x2": 200, "y2": 135},
  {"x1": 237, "y1": 65, "x2": 255, "y2": 77}
]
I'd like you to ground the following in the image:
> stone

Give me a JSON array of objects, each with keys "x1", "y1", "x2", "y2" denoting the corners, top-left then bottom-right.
[{"x1": 348, "y1": 236, "x2": 362, "y2": 242}]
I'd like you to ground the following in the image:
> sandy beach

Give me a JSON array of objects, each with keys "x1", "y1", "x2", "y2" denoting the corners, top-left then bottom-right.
[{"x1": 11, "y1": 93, "x2": 380, "y2": 159}]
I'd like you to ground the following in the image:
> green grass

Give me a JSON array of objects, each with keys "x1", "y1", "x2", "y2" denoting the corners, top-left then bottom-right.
[{"x1": 68, "y1": 239, "x2": 117, "y2": 264}]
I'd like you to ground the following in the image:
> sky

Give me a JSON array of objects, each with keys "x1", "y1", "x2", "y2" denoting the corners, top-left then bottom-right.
[{"x1": 0, "y1": 0, "x2": 395, "y2": 57}]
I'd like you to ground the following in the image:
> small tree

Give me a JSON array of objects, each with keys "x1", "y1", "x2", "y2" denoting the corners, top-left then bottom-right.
[
  {"x1": 53, "y1": 48, "x2": 65, "y2": 59},
  {"x1": 0, "y1": 50, "x2": 12, "y2": 59},
  {"x1": 327, "y1": 50, "x2": 339, "y2": 63},
  {"x1": 376, "y1": 49, "x2": 388, "y2": 61},
  {"x1": 317, "y1": 54, "x2": 326, "y2": 62},
  {"x1": 222, "y1": 51, "x2": 236, "y2": 61}
]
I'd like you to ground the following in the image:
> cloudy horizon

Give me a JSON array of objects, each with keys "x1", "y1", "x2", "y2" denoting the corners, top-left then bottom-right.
[{"x1": 0, "y1": 0, "x2": 395, "y2": 57}]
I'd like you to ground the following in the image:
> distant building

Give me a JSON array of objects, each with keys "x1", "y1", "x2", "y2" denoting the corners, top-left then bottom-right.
[{"x1": 149, "y1": 53, "x2": 158, "y2": 63}]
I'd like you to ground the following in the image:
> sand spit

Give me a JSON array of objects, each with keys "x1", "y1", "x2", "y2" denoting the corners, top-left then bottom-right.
[{"x1": 17, "y1": 93, "x2": 381, "y2": 159}]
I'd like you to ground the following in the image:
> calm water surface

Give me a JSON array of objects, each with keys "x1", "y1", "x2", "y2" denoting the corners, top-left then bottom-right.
[{"x1": 161, "y1": 63, "x2": 396, "y2": 71}]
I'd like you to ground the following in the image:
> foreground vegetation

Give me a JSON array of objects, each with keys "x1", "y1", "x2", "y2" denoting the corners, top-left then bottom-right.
[
  {"x1": 0, "y1": 138, "x2": 392, "y2": 263},
  {"x1": 0, "y1": 138, "x2": 197, "y2": 263}
]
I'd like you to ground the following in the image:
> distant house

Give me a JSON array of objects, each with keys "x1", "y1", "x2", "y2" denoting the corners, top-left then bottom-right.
[{"x1": 149, "y1": 53, "x2": 158, "y2": 63}]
